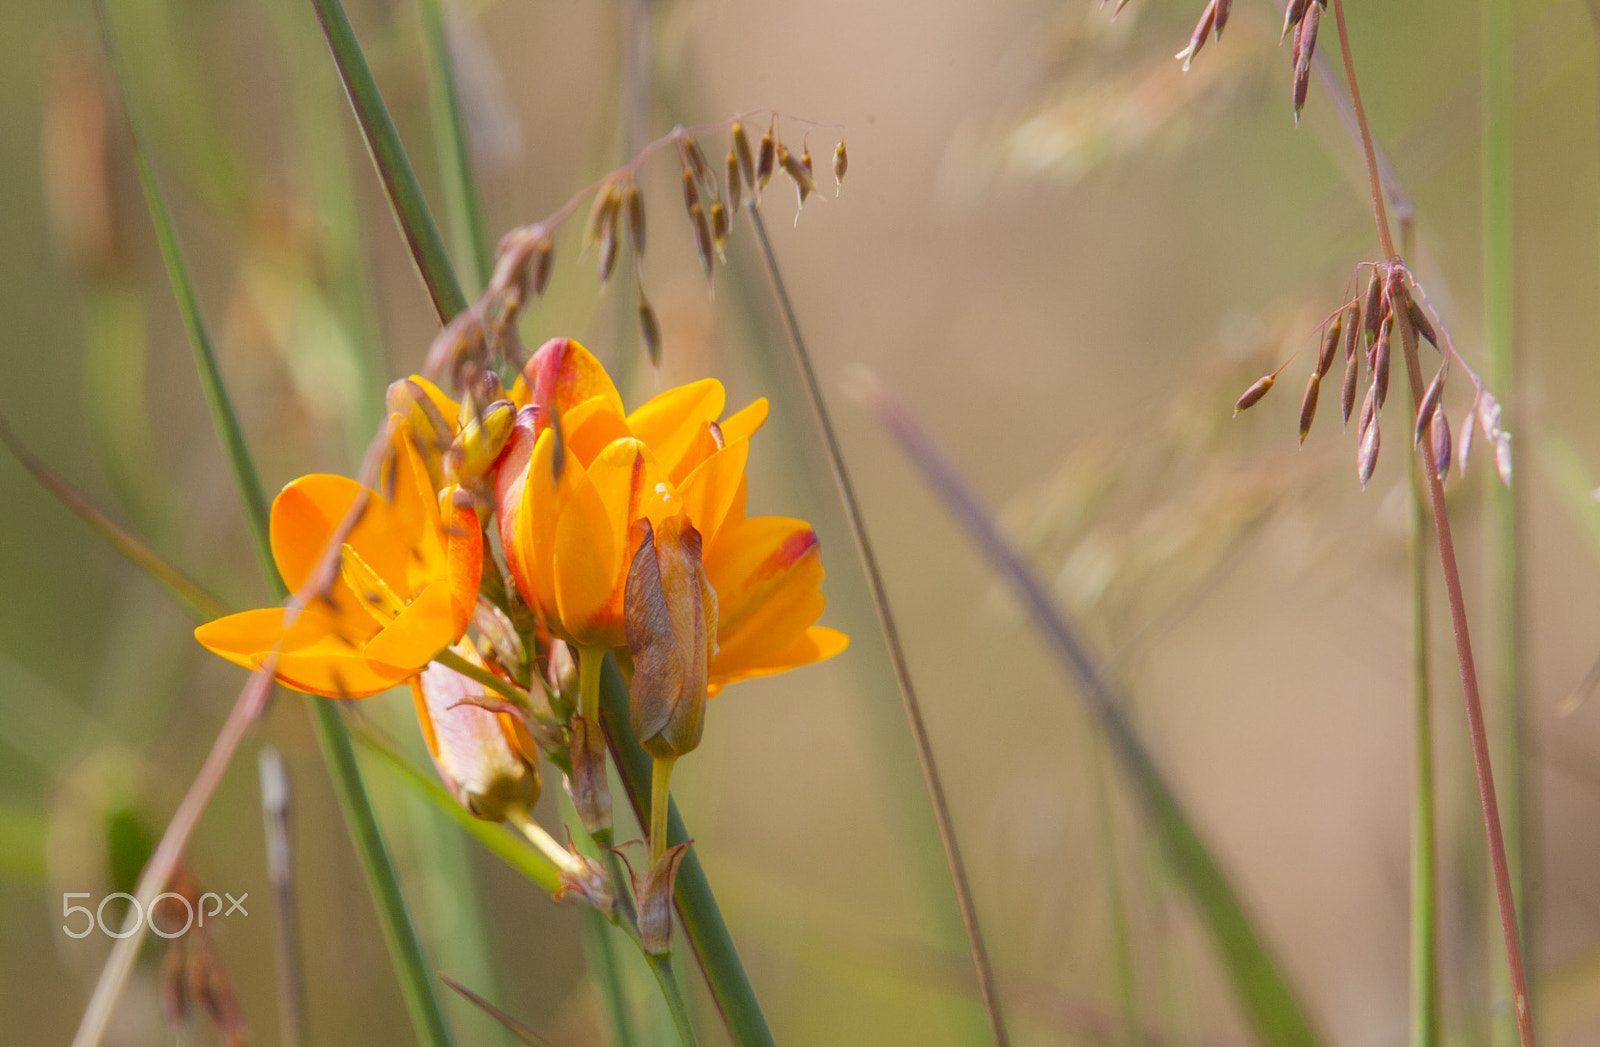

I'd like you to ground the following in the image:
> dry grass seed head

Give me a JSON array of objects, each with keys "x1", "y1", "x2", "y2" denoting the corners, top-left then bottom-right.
[
  {"x1": 1298, "y1": 371, "x2": 1320, "y2": 443},
  {"x1": 1340, "y1": 348, "x2": 1359, "y2": 425}
]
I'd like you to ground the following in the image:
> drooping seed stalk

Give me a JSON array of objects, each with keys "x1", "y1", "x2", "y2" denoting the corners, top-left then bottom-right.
[
  {"x1": 1325, "y1": 4, "x2": 1534, "y2": 1043},
  {"x1": 1483, "y1": 0, "x2": 1530, "y2": 1041},
  {"x1": 746, "y1": 204, "x2": 1013, "y2": 1047}
]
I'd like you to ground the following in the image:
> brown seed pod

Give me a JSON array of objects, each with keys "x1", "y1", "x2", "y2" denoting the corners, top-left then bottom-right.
[
  {"x1": 710, "y1": 200, "x2": 729, "y2": 257},
  {"x1": 584, "y1": 182, "x2": 618, "y2": 248},
  {"x1": 681, "y1": 167, "x2": 700, "y2": 213},
  {"x1": 1234, "y1": 372, "x2": 1276, "y2": 414},
  {"x1": 756, "y1": 130, "x2": 776, "y2": 189},
  {"x1": 726, "y1": 150, "x2": 743, "y2": 216},
  {"x1": 1405, "y1": 295, "x2": 1438, "y2": 348},
  {"x1": 597, "y1": 197, "x2": 621, "y2": 285},
  {"x1": 1357, "y1": 382, "x2": 1377, "y2": 442},
  {"x1": 1176, "y1": 0, "x2": 1217, "y2": 71},
  {"x1": 625, "y1": 181, "x2": 646, "y2": 255},
  {"x1": 531, "y1": 233, "x2": 555, "y2": 296},
  {"x1": 1342, "y1": 302, "x2": 1360, "y2": 360},
  {"x1": 689, "y1": 202, "x2": 715, "y2": 278},
  {"x1": 780, "y1": 143, "x2": 817, "y2": 205},
  {"x1": 684, "y1": 136, "x2": 714, "y2": 188},
  {"x1": 833, "y1": 141, "x2": 848, "y2": 189},
  {"x1": 1362, "y1": 268, "x2": 1384, "y2": 341},
  {"x1": 1340, "y1": 347, "x2": 1359, "y2": 425},
  {"x1": 1431, "y1": 408, "x2": 1452, "y2": 482},
  {"x1": 1299, "y1": 371, "x2": 1320, "y2": 444},
  {"x1": 732, "y1": 120, "x2": 756, "y2": 187},
  {"x1": 1281, "y1": 0, "x2": 1310, "y2": 41},
  {"x1": 1215, "y1": 0, "x2": 1232, "y2": 36},
  {"x1": 1357, "y1": 412, "x2": 1381, "y2": 488},
  {"x1": 639, "y1": 292, "x2": 662, "y2": 368},
  {"x1": 1414, "y1": 367, "x2": 1445, "y2": 446},
  {"x1": 1373, "y1": 316, "x2": 1392, "y2": 408},
  {"x1": 1292, "y1": 3, "x2": 1320, "y2": 119},
  {"x1": 1317, "y1": 313, "x2": 1342, "y2": 378}
]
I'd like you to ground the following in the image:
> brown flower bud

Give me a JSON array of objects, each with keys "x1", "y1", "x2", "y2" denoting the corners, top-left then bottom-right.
[
  {"x1": 726, "y1": 149, "x2": 743, "y2": 216},
  {"x1": 1215, "y1": 0, "x2": 1232, "y2": 36},
  {"x1": 1233, "y1": 372, "x2": 1276, "y2": 414},
  {"x1": 1362, "y1": 268, "x2": 1384, "y2": 341},
  {"x1": 639, "y1": 292, "x2": 663, "y2": 368},
  {"x1": 732, "y1": 120, "x2": 756, "y2": 187},
  {"x1": 681, "y1": 167, "x2": 700, "y2": 213},
  {"x1": 689, "y1": 203, "x2": 715, "y2": 279},
  {"x1": 710, "y1": 200, "x2": 729, "y2": 258},
  {"x1": 1292, "y1": 2, "x2": 1321, "y2": 119},
  {"x1": 1340, "y1": 346, "x2": 1359, "y2": 426},
  {"x1": 1343, "y1": 302, "x2": 1361, "y2": 360},
  {"x1": 1357, "y1": 413, "x2": 1381, "y2": 488},
  {"x1": 625, "y1": 517, "x2": 715, "y2": 761},
  {"x1": 1176, "y1": 0, "x2": 1217, "y2": 71},
  {"x1": 779, "y1": 143, "x2": 816, "y2": 206},
  {"x1": 1372, "y1": 316, "x2": 1392, "y2": 408},
  {"x1": 1317, "y1": 312, "x2": 1342, "y2": 378},
  {"x1": 624, "y1": 180, "x2": 646, "y2": 256},
  {"x1": 411, "y1": 649, "x2": 541, "y2": 823},
  {"x1": 1406, "y1": 295, "x2": 1438, "y2": 349},
  {"x1": 683, "y1": 135, "x2": 714, "y2": 188},
  {"x1": 756, "y1": 130, "x2": 776, "y2": 189},
  {"x1": 636, "y1": 842, "x2": 692, "y2": 955},
  {"x1": 531, "y1": 232, "x2": 555, "y2": 296},
  {"x1": 568, "y1": 713, "x2": 612, "y2": 836},
  {"x1": 833, "y1": 141, "x2": 849, "y2": 189},
  {"x1": 1299, "y1": 371, "x2": 1320, "y2": 444},
  {"x1": 1281, "y1": 0, "x2": 1310, "y2": 42},
  {"x1": 1431, "y1": 408, "x2": 1452, "y2": 482},
  {"x1": 1414, "y1": 367, "x2": 1445, "y2": 447}
]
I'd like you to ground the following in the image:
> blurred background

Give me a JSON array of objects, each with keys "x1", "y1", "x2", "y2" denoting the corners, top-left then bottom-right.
[{"x1": 4, "y1": 0, "x2": 1600, "y2": 1043}]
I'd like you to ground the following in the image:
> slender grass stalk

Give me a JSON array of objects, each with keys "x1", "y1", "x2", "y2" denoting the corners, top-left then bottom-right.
[
  {"x1": 1091, "y1": 737, "x2": 1142, "y2": 1046},
  {"x1": 583, "y1": 892, "x2": 640, "y2": 1047},
  {"x1": 1325, "y1": 4, "x2": 1534, "y2": 1043},
  {"x1": 95, "y1": 6, "x2": 455, "y2": 1043},
  {"x1": 597, "y1": 656, "x2": 776, "y2": 1047},
  {"x1": 439, "y1": 973, "x2": 555, "y2": 1046},
  {"x1": 310, "y1": 0, "x2": 469, "y2": 325},
  {"x1": 258, "y1": 747, "x2": 308, "y2": 1047},
  {"x1": 418, "y1": 0, "x2": 492, "y2": 292},
  {"x1": 861, "y1": 376, "x2": 1324, "y2": 1047},
  {"x1": 1401, "y1": 219, "x2": 1442, "y2": 1047},
  {"x1": 1408, "y1": 378, "x2": 1442, "y2": 1047},
  {"x1": 745, "y1": 204, "x2": 1012, "y2": 1047},
  {"x1": 1483, "y1": 2, "x2": 1529, "y2": 1041}
]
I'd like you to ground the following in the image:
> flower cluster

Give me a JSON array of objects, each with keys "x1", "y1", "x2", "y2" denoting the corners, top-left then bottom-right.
[{"x1": 194, "y1": 339, "x2": 845, "y2": 948}]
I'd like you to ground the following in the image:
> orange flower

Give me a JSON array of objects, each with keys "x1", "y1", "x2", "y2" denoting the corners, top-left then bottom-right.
[
  {"x1": 194, "y1": 417, "x2": 483, "y2": 698},
  {"x1": 410, "y1": 644, "x2": 541, "y2": 821},
  {"x1": 497, "y1": 338, "x2": 847, "y2": 687}
]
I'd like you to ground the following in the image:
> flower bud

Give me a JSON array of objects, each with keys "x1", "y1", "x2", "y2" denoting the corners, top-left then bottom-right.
[
  {"x1": 625, "y1": 518, "x2": 716, "y2": 761},
  {"x1": 410, "y1": 647, "x2": 541, "y2": 822},
  {"x1": 568, "y1": 714, "x2": 612, "y2": 837},
  {"x1": 635, "y1": 841, "x2": 691, "y2": 955}
]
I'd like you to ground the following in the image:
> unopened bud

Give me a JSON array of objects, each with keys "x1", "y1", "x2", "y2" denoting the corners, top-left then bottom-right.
[
  {"x1": 411, "y1": 650, "x2": 541, "y2": 822},
  {"x1": 625, "y1": 518, "x2": 715, "y2": 761},
  {"x1": 636, "y1": 842, "x2": 691, "y2": 955},
  {"x1": 568, "y1": 714, "x2": 612, "y2": 836}
]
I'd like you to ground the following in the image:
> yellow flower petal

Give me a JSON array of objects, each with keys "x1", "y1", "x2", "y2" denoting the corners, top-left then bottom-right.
[
  {"x1": 708, "y1": 626, "x2": 849, "y2": 695},
  {"x1": 677, "y1": 437, "x2": 750, "y2": 549},
  {"x1": 627, "y1": 378, "x2": 725, "y2": 477}
]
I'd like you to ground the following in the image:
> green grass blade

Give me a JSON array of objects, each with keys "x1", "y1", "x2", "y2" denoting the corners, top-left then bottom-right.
[
  {"x1": 1483, "y1": 1, "x2": 1527, "y2": 1041},
  {"x1": 0, "y1": 419, "x2": 226, "y2": 623},
  {"x1": 598, "y1": 657, "x2": 776, "y2": 1047},
  {"x1": 310, "y1": 0, "x2": 469, "y2": 325},
  {"x1": 418, "y1": 0, "x2": 492, "y2": 292},
  {"x1": 1410, "y1": 442, "x2": 1441, "y2": 1047},
  {"x1": 98, "y1": 5, "x2": 456, "y2": 1043},
  {"x1": 865, "y1": 379, "x2": 1325, "y2": 1047}
]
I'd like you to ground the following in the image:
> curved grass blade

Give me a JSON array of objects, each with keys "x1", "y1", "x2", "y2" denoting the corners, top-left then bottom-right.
[
  {"x1": 310, "y1": 0, "x2": 469, "y2": 324},
  {"x1": 598, "y1": 656, "x2": 775, "y2": 1047},
  {"x1": 439, "y1": 974, "x2": 555, "y2": 1047},
  {"x1": 860, "y1": 376, "x2": 1325, "y2": 1047},
  {"x1": 0, "y1": 418, "x2": 226, "y2": 623},
  {"x1": 94, "y1": 5, "x2": 455, "y2": 1044},
  {"x1": 418, "y1": 0, "x2": 492, "y2": 292}
]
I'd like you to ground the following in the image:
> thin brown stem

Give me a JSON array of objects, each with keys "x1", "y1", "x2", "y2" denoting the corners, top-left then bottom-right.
[
  {"x1": 746, "y1": 204, "x2": 1011, "y2": 1047},
  {"x1": 1327, "y1": 2, "x2": 1534, "y2": 1043}
]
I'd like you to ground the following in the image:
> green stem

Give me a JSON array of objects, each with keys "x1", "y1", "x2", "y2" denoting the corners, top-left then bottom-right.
[
  {"x1": 645, "y1": 951, "x2": 700, "y2": 1047},
  {"x1": 597, "y1": 656, "x2": 776, "y2": 1047},
  {"x1": 1409, "y1": 421, "x2": 1441, "y2": 1047},
  {"x1": 434, "y1": 647, "x2": 533, "y2": 710},
  {"x1": 580, "y1": 645, "x2": 605, "y2": 722},
  {"x1": 418, "y1": 0, "x2": 492, "y2": 291},
  {"x1": 310, "y1": 0, "x2": 469, "y2": 325},
  {"x1": 583, "y1": 906, "x2": 639, "y2": 1047},
  {"x1": 1483, "y1": 0, "x2": 1528, "y2": 1041},
  {"x1": 1091, "y1": 737, "x2": 1141, "y2": 1045},
  {"x1": 651, "y1": 756, "x2": 677, "y2": 864}
]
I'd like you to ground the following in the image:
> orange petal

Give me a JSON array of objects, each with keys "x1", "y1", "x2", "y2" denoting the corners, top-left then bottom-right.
[
  {"x1": 627, "y1": 378, "x2": 725, "y2": 476},
  {"x1": 720, "y1": 398, "x2": 769, "y2": 445},
  {"x1": 551, "y1": 439, "x2": 653, "y2": 647},
  {"x1": 494, "y1": 409, "x2": 540, "y2": 609},
  {"x1": 194, "y1": 606, "x2": 409, "y2": 698},
  {"x1": 520, "y1": 425, "x2": 573, "y2": 627},
  {"x1": 563, "y1": 394, "x2": 633, "y2": 468},
  {"x1": 363, "y1": 581, "x2": 460, "y2": 669},
  {"x1": 704, "y1": 516, "x2": 828, "y2": 672},
  {"x1": 709, "y1": 626, "x2": 848, "y2": 695},
  {"x1": 676, "y1": 437, "x2": 750, "y2": 550},
  {"x1": 523, "y1": 338, "x2": 624, "y2": 433},
  {"x1": 439, "y1": 486, "x2": 484, "y2": 634}
]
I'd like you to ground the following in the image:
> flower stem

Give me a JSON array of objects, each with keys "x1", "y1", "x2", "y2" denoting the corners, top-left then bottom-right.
[
  {"x1": 506, "y1": 805, "x2": 586, "y2": 877},
  {"x1": 1408, "y1": 402, "x2": 1441, "y2": 1047},
  {"x1": 651, "y1": 756, "x2": 677, "y2": 864},
  {"x1": 1327, "y1": 3, "x2": 1535, "y2": 1043},
  {"x1": 580, "y1": 646, "x2": 606, "y2": 723},
  {"x1": 433, "y1": 647, "x2": 533, "y2": 711}
]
